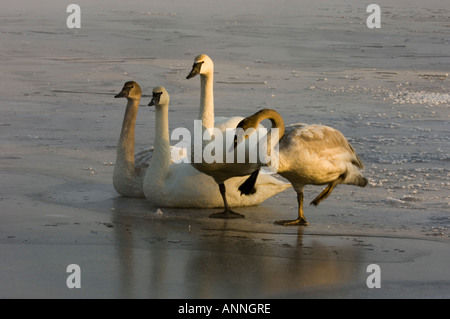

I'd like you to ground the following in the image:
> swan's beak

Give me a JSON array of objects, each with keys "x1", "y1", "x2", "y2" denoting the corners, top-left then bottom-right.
[
  {"x1": 228, "y1": 135, "x2": 239, "y2": 153},
  {"x1": 232, "y1": 120, "x2": 246, "y2": 150},
  {"x1": 231, "y1": 130, "x2": 246, "y2": 152},
  {"x1": 148, "y1": 92, "x2": 162, "y2": 106},
  {"x1": 186, "y1": 61, "x2": 203, "y2": 79},
  {"x1": 114, "y1": 90, "x2": 127, "y2": 98},
  {"x1": 231, "y1": 126, "x2": 254, "y2": 152}
]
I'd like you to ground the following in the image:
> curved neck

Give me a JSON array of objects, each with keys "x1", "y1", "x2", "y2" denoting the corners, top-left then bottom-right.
[
  {"x1": 199, "y1": 71, "x2": 214, "y2": 129},
  {"x1": 250, "y1": 109, "x2": 285, "y2": 172},
  {"x1": 253, "y1": 109, "x2": 285, "y2": 140}
]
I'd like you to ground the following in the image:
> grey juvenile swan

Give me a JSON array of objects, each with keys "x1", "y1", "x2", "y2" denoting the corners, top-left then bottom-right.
[
  {"x1": 113, "y1": 81, "x2": 153, "y2": 197},
  {"x1": 235, "y1": 109, "x2": 368, "y2": 226}
]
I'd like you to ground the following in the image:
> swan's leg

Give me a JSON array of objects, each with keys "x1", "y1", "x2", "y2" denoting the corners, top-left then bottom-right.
[
  {"x1": 275, "y1": 191, "x2": 309, "y2": 226},
  {"x1": 310, "y1": 176, "x2": 343, "y2": 206},
  {"x1": 209, "y1": 183, "x2": 245, "y2": 219}
]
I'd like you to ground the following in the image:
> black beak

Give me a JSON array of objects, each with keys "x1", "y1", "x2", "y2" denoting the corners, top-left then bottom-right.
[
  {"x1": 114, "y1": 91, "x2": 126, "y2": 98},
  {"x1": 186, "y1": 61, "x2": 204, "y2": 79},
  {"x1": 227, "y1": 134, "x2": 239, "y2": 154},
  {"x1": 148, "y1": 92, "x2": 162, "y2": 106},
  {"x1": 233, "y1": 120, "x2": 246, "y2": 149},
  {"x1": 115, "y1": 86, "x2": 131, "y2": 98}
]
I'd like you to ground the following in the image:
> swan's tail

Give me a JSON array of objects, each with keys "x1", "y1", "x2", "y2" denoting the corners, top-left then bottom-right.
[{"x1": 238, "y1": 169, "x2": 259, "y2": 195}]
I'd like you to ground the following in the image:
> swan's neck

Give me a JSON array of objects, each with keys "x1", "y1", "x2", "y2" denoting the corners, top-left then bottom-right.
[
  {"x1": 116, "y1": 98, "x2": 139, "y2": 172},
  {"x1": 199, "y1": 72, "x2": 214, "y2": 129},
  {"x1": 254, "y1": 109, "x2": 286, "y2": 140},
  {"x1": 250, "y1": 109, "x2": 285, "y2": 171},
  {"x1": 149, "y1": 102, "x2": 171, "y2": 180}
]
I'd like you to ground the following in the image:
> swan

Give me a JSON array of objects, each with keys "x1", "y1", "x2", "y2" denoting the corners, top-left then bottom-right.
[
  {"x1": 186, "y1": 54, "x2": 289, "y2": 218},
  {"x1": 235, "y1": 109, "x2": 368, "y2": 226},
  {"x1": 142, "y1": 87, "x2": 290, "y2": 208},
  {"x1": 186, "y1": 54, "x2": 244, "y2": 131},
  {"x1": 113, "y1": 81, "x2": 152, "y2": 197},
  {"x1": 113, "y1": 81, "x2": 187, "y2": 198}
]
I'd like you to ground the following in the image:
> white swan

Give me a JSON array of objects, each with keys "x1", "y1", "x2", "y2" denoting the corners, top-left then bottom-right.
[
  {"x1": 186, "y1": 54, "x2": 244, "y2": 132},
  {"x1": 113, "y1": 81, "x2": 187, "y2": 198},
  {"x1": 186, "y1": 54, "x2": 289, "y2": 218},
  {"x1": 235, "y1": 109, "x2": 368, "y2": 226},
  {"x1": 113, "y1": 81, "x2": 152, "y2": 197},
  {"x1": 142, "y1": 87, "x2": 290, "y2": 208}
]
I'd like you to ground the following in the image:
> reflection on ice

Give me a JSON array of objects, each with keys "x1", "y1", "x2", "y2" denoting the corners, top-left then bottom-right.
[{"x1": 110, "y1": 211, "x2": 363, "y2": 298}]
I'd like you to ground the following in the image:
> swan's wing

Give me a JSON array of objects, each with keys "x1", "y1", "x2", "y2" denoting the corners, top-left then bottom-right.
[
  {"x1": 135, "y1": 146, "x2": 188, "y2": 168},
  {"x1": 169, "y1": 146, "x2": 188, "y2": 164},
  {"x1": 261, "y1": 167, "x2": 276, "y2": 175},
  {"x1": 135, "y1": 147, "x2": 154, "y2": 170},
  {"x1": 286, "y1": 122, "x2": 308, "y2": 129},
  {"x1": 224, "y1": 172, "x2": 291, "y2": 207},
  {"x1": 284, "y1": 124, "x2": 364, "y2": 169},
  {"x1": 214, "y1": 116, "x2": 244, "y2": 131}
]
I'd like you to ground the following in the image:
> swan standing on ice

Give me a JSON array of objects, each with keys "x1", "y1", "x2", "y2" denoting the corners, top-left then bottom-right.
[
  {"x1": 235, "y1": 109, "x2": 368, "y2": 226},
  {"x1": 113, "y1": 81, "x2": 152, "y2": 197},
  {"x1": 142, "y1": 87, "x2": 290, "y2": 208},
  {"x1": 186, "y1": 54, "x2": 289, "y2": 218}
]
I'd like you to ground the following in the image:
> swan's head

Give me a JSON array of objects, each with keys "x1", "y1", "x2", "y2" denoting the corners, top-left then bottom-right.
[
  {"x1": 233, "y1": 110, "x2": 274, "y2": 150},
  {"x1": 148, "y1": 86, "x2": 170, "y2": 107},
  {"x1": 232, "y1": 117, "x2": 257, "y2": 150},
  {"x1": 186, "y1": 54, "x2": 214, "y2": 79},
  {"x1": 115, "y1": 81, "x2": 142, "y2": 100}
]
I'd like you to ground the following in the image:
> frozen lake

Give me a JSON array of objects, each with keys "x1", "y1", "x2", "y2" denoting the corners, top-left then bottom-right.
[{"x1": 0, "y1": 0, "x2": 449, "y2": 298}]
